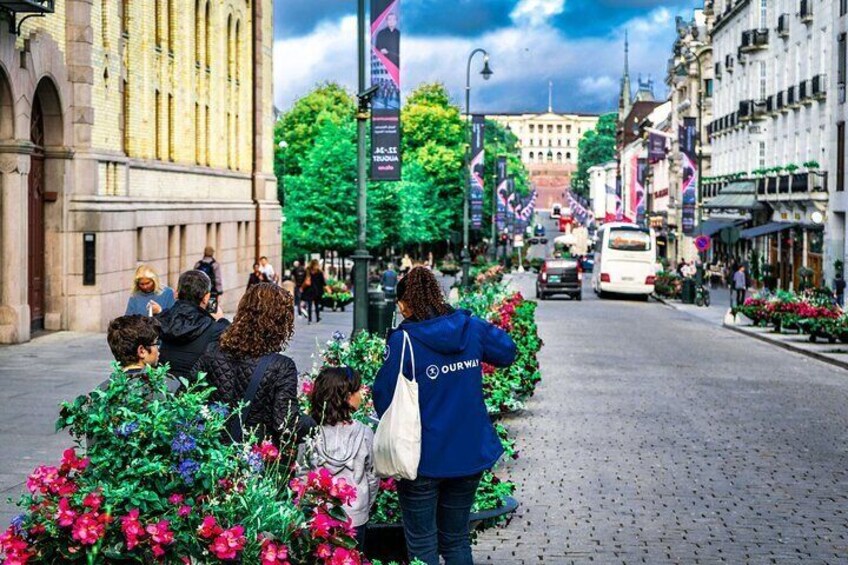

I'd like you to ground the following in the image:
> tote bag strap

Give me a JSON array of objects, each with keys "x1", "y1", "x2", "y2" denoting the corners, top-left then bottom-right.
[{"x1": 398, "y1": 330, "x2": 416, "y2": 382}]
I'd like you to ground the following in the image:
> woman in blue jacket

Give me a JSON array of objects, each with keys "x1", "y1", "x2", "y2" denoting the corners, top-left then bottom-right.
[{"x1": 373, "y1": 267, "x2": 517, "y2": 565}]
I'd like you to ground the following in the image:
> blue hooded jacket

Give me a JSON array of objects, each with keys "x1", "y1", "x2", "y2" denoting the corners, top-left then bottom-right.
[{"x1": 373, "y1": 309, "x2": 517, "y2": 478}]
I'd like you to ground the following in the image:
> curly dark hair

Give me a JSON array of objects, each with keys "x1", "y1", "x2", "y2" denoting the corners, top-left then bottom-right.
[
  {"x1": 219, "y1": 283, "x2": 294, "y2": 359},
  {"x1": 309, "y1": 366, "x2": 362, "y2": 426},
  {"x1": 396, "y1": 266, "x2": 451, "y2": 321},
  {"x1": 107, "y1": 315, "x2": 161, "y2": 366}
]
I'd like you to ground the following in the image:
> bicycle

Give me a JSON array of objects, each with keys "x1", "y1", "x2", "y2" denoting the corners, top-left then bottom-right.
[{"x1": 694, "y1": 283, "x2": 711, "y2": 307}]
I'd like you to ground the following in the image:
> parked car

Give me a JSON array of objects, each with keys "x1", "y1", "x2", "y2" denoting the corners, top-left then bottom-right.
[
  {"x1": 550, "y1": 203, "x2": 562, "y2": 219},
  {"x1": 534, "y1": 224, "x2": 546, "y2": 237},
  {"x1": 580, "y1": 255, "x2": 594, "y2": 273},
  {"x1": 536, "y1": 258, "x2": 583, "y2": 301}
]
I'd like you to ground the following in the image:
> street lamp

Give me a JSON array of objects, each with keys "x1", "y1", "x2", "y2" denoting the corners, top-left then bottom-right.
[
  {"x1": 278, "y1": 140, "x2": 288, "y2": 271},
  {"x1": 462, "y1": 48, "x2": 493, "y2": 289},
  {"x1": 352, "y1": 0, "x2": 371, "y2": 334}
]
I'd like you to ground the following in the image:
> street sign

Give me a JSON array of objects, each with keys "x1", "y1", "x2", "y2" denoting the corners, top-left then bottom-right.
[
  {"x1": 695, "y1": 235, "x2": 711, "y2": 252},
  {"x1": 719, "y1": 226, "x2": 741, "y2": 245}
]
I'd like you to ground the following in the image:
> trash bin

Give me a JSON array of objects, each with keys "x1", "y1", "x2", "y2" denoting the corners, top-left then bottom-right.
[
  {"x1": 681, "y1": 278, "x2": 696, "y2": 304},
  {"x1": 368, "y1": 290, "x2": 395, "y2": 338}
]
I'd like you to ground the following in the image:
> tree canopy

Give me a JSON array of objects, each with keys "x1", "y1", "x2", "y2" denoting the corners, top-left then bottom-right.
[{"x1": 571, "y1": 113, "x2": 617, "y2": 196}]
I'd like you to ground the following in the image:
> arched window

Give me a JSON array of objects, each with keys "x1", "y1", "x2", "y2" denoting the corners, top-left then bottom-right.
[
  {"x1": 226, "y1": 14, "x2": 233, "y2": 80},
  {"x1": 567, "y1": 152, "x2": 572, "y2": 160},
  {"x1": 556, "y1": 152, "x2": 562, "y2": 163},
  {"x1": 529, "y1": 124, "x2": 534, "y2": 133},
  {"x1": 529, "y1": 151, "x2": 534, "y2": 161},
  {"x1": 235, "y1": 19, "x2": 241, "y2": 82},
  {"x1": 547, "y1": 151, "x2": 553, "y2": 163}
]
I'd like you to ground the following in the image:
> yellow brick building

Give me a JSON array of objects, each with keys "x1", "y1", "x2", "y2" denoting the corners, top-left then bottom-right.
[{"x1": 0, "y1": 0, "x2": 279, "y2": 343}]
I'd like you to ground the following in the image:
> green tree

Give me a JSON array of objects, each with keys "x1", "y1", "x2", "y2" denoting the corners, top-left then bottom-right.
[{"x1": 571, "y1": 112, "x2": 616, "y2": 197}]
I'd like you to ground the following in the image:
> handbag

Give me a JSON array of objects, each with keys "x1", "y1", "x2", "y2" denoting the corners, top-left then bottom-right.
[
  {"x1": 373, "y1": 331, "x2": 421, "y2": 480},
  {"x1": 226, "y1": 353, "x2": 278, "y2": 443}
]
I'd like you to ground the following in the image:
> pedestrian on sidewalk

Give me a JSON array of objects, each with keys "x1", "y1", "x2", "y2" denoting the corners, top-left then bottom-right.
[
  {"x1": 195, "y1": 247, "x2": 223, "y2": 310},
  {"x1": 381, "y1": 264, "x2": 398, "y2": 299},
  {"x1": 157, "y1": 270, "x2": 230, "y2": 379},
  {"x1": 259, "y1": 256, "x2": 279, "y2": 285},
  {"x1": 193, "y1": 283, "x2": 304, "y2": 448},
  {"x1": 835, "y1": 272, "x2": 846, "y2": 308},
  {"x1": 373, "y1": 267, "x2": 517, "y2": 565},
  {"x1": 292, "y1": 261, "x2": 307, "y2": 317},
  {"x1": 301, "y1": 366, "x2": 379, "y2": 549},
  {"x1": 301, "y1": 259, "x2": 326, "y2": 324},
  {"x1": 733, "y1": 265, "x2": 747, "y2": 307},
  {"x1": 125, "y1": 264, "x2": 175, "y2": 316},
  {"x1": 247, "y1": 262, "x2": 269, "y2": 288}
]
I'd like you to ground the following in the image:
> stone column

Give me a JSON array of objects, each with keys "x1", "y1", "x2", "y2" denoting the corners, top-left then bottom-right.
[{"x1": 0, "y1": 151, "x2": 31, "y2": 343}]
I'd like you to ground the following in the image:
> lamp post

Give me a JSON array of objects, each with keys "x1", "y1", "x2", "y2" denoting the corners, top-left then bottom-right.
[
  {"x1": 278, "y1": 140, "x2": 288, "y2": 272},
  {"x1": 462, "y1": 48, "x2": 493, "y2": 288},
  {"x1": 352, "y1": 0, "x2": 371, "y2": 333}
]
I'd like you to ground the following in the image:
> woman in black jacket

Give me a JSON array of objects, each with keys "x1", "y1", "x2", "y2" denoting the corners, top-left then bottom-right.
[
  {"x1": 193, "y1": 283, "x2": 302, "y2": 447},
  {"x1": 301, "y1": 259, "x2": 326, "y2": 324}
]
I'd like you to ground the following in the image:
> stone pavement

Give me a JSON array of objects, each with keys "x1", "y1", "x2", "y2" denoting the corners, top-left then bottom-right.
[
  {"x1": 0, "y1": 307, "x2": 355, "y2": 523},
  {"x1": 473, "y1": 274, "x2": 848, "y2": 563}
]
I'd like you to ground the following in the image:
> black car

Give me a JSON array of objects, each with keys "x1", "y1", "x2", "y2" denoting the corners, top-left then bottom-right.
[{"x1": 536, "y1": 258, "x2": 582, "y2": 300}]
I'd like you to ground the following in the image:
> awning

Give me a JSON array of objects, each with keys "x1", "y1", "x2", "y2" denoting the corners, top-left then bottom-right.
[
  {"x1": 695, "y1": 218, "x2": 744, "y2": 237},
  {"x1": 702, "y1": 180, "x2": 765, "y2": 211},
  {"x1": 740, "y1": 222, "x2": 796, "y2": 239}
]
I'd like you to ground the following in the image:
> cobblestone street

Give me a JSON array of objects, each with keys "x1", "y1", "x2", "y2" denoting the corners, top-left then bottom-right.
[{"x1": 473, "y1": 275, "x2": 848, "y2": 564}]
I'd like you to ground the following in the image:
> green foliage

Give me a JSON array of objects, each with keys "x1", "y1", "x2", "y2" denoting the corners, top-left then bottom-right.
[{"x1": 571, "y1": 113, "x2": 616, "y2": 196}]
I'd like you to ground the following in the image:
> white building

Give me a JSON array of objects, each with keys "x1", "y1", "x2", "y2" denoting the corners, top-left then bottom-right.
[
  {"x1": 588, "y1": 161, "x2": 618, "y2": 221},
  {"x1": 708, "y1": 0, "x2": 831, "y2": 289},
  {"x1": 829, "y1": 0, "x2": 848, "y2": 283}
]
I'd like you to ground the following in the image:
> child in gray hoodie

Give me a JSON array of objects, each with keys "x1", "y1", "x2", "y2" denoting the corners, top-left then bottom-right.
[{"x1": 304, "y1": 366, "x2": 379, "y2": 548}]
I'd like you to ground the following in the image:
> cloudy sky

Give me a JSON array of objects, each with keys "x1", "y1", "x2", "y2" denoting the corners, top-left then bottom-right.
[{"x1": 273, "y1": 0, "x2": 702, "y2": 115}]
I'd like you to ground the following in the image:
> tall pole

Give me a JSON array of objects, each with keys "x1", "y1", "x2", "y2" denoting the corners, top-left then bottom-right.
[
  {"x1": 489, "y1": 158, "x2": 499, "y2": 262},
  {"x1": 352, "y1": 0, "x2": 371, "y2": 333},
  {"x1": 692, "y1": 47, "x2": 706, "y2": 284},
  {"x1": 463, "y1": 48, "x2": 489, "y2": 288}
]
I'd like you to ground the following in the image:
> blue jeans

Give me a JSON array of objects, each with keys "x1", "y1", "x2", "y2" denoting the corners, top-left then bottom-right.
[{"x1": 398, "y1": 473, "x2": 482, "y2": 565}]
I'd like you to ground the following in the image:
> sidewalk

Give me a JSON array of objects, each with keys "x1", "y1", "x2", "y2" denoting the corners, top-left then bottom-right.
[
  {"x1": 659, "y1": 292, "x2": 848, "y2": 371},
  {"x1": 0, "y1": 308, "x2": 354, "y2": 523}
]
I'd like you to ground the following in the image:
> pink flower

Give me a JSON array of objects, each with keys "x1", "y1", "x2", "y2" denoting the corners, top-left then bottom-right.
[
  {"x1": 315, "y1": 543, "x2": 333, "y2": 559},
  {"x1": 0, "y1": 526, "x2": 33, "y2": 565},
  {"x1": 56, "y1": 497, "x2": 78, "y2": 527},
  {"x1": 120, "y1": 509, "x2": 144, "y2": 550},
  {"x1": 60, "y1": 448, "x2": 89, "y2": 473},
  {"x1": 145, "y1": 520, "x2": 174, "y2": 546},
  {"x1": 302, "y1": 380, "x2": 315, "y2": 395},
  {"x1": 331, "y1": 478, "x2": 357, "y2": 505},
  {"x1": 82, "y1": 491, "x2": 102, "y2": 511},
  {"x1": 309, "y1": 510, "x2": 340, "y2": 539},
  {"x1": 252, "y1": 441, "x2": 280, "y2": 462},
  {"x1": 71, "y1": 513, "x2": 106, "y2": 545},
  {"x1": 209, "y1": 525, "x2": 246, "y2": 560},
  {"x1": 168, "y1": 493, "x2": 185, "y2": 505},
  {"x1": 260, "y1": 539, "x2": 291, "y2": 564},
  {"x1": 198, "y1": 516, "x2": 223, "y2": 539},
  {"x1": 178, "y1": 505, "x2": 192, "y2": 518},
  {"x1": 329, "y1": 546, "x2": 362, "y2": 565},
  {"x1": 379, "y1": 478, "x2": 397, "y2": 492},
  {"x1": 26, "y1": 465, "x2": 59, "y2": 494}
]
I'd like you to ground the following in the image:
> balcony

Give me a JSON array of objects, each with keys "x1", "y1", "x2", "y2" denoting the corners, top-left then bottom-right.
[
  {"x1": 787, "y1": 85, "x2": 797, "y2": 106},
  {"x1": 766, "y1": 94, "x2": 775, "y2": 113},
  {"x1": 741, "y1": 29, "x2": 769, "y2": 52},
  {"x1": 778, "y1": 13, "x2": 790, "y2": 37},
  {"x1": 799, "y1": 80, "x2": 810, "y2": 103},
  {"x1": 752, "y1": 99, "x2": 768, "y2": 118},
  {"x1": 739, "y1": 100, "x2": 753, "y2": 121},
  {"x1": 777, "y1": 90, "x2": 786, "y2": 111},
  {"x1": 812, "y1": 74, "x2": 827, "y2": 99},
  {"x1": 758, "y1": 172, "x2": 829, "y2": 201},
  {"x1": 801, "y1": 0, "x2": 813, "y2": 23}
]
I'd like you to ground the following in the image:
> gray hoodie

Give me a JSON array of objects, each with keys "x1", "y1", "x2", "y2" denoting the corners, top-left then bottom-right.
[{"x1": 304, "y1": 421, "x2": 379, "y2": 527}]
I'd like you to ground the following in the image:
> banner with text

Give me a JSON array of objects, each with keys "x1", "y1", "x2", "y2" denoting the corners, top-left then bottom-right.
[
  {"x1": 370, "y1": 0, "x2": 401, "y2": 180},
  {"x1": 495, "y1": 156, "x2": 508, "y2": 233},
  {"x1": 470, "y1": 115, "x2": 485, "y2": 229},
  {"x1": 506, "y1": 176, "x2": 516, "y2": 235},
  {"x1": 679, "y1": 117, "x2": 698, "y2": 235},
  {"x1": 648, "y1": 133, "x2": 666, "y2": 163}
]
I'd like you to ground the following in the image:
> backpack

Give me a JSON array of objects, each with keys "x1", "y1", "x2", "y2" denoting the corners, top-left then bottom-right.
[{"x1": 197, "y1": 260, "x2": 217, "y2": 292}]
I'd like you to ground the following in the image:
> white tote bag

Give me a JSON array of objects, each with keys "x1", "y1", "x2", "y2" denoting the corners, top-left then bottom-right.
[{"x1": 373, "y1": 331, "x2": 421, "y2": 480}]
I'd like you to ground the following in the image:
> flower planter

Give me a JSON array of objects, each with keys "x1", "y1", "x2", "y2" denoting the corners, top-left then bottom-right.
[
  {"x1": 322, "y1": 295, "x2": 353, "y2": 311},
  {"x1": 365, "y1": 496, "x2": 519, "y2": 562}
]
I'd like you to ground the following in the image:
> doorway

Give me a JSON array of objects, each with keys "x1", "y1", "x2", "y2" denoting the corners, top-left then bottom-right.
[{"x1": 28, "y1": 96, "x2": 46, "y2": 331}]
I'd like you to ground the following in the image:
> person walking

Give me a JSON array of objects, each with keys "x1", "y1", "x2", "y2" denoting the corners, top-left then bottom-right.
[
  {"x1": 301, "y1": 259, "x2": 326, "y2": 324},
  {"x1": 302, "y1": 366, "x2": 378, "y2": 549},
  {"x1": 373, "y1": 267, "x2": 517, "y2": 565},
  {"x1": 247, "y1": 263, "x2": 269, "y2": 288},
  {"x1": 835, "y1": 273, "x2": 846, "y2": 308},
  {"x1": 733, "y1": 265, "x2": 748, "y2": 307},
  {"x1": 195, "y1": 246, "x2": 223, "y2": 307},
  {"x1": 381, "y1": 264, "x2": 398, "y2": 299},
  {"x1": 157, "y1": 270, "x2": 229, "y2": 379},
  {"x1": 125, "y1": 264, "x2": 175, "y2": 316},
  {"x1": 259, "y1": 256, "x2": 279, "y2": 285},
  {"x1": 292, "y1": 261, "x2": 307, "y2": 317},
  {"x1": 400, "y1": 253, "x2": 413, "y2": 275},
  {"x1": 193, "y1": 283, "x2": 303, "y2": 448}
]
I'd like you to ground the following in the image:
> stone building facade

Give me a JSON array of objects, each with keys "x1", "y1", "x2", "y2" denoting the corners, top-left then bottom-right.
[
  {"x1": 0, "y1": 0, "x2": 279, "y2": 343},
  {"x1": 489, "y1": 112, "x2": 599, "y2": 209}
]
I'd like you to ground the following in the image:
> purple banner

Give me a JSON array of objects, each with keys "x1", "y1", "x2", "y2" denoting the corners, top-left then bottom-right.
[
  {"x1": 470, "y1": 115, "x2": 485, "y2": 230},
  {"x1": 648, "y1": 133, "x2": 665, "y2": 163},
  {"x1": 680, "y1": 117, "x2": 697, "y2": 235},
  {"x1": 370, "y1": 0, "x2": 401, "y2": 180},
  {"x1": 636, "y1": 157, "x2": 647, "y2": 225},
  {"x1": 495, "y1": 156, "x2": 507, "y2": 232},
  {"x1": 506, "y1": 176, "x2": 516, "y2": 235}
]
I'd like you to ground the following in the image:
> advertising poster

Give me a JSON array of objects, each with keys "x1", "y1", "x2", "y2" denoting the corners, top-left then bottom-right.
[
  {"x1": 470, "y1": 115, "x2": 485, "y2": 229},
  {"x1": 679, "y1": 117, "x2": 698, "y2": 235},
  {"x1": 648, "y1": 133, "x2": 666, "y2": 163},
  {"x1": 370, "y1": 0, "x2": 401, "y2": 180},
  {"x1": 495, "y1": 156, "x2": 508, "y2": 233},
  {"x1": 636, "y1": 158, "x2": 647, "y2": 225},
  {"x1": 506, "y1": 177, "x2": 516, "y2": 234}
]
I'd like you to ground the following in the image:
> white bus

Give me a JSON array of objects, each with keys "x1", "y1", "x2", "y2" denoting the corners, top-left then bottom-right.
[{"x1": 592, "y1": 222, "x2": 657, "y2": 299}]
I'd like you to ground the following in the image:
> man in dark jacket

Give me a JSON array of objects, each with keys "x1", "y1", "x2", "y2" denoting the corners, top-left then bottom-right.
[
  {"x1": 291, "y1": 261, "x2": 307, "y2": 317},
  {"x1": 157, "y1": 270, "x2": 230, "y2": 379}
]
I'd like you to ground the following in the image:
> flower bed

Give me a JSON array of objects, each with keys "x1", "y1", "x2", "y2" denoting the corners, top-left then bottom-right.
[
  {"x1": 2, "y1": 367, "x2": 366, "y2": 564},
  {"x1": 732, "y1": 291, "x2": 842, "y2": 340},
  {"x1": 322, "y1": 279, "x2": 353, "y2": 311}
]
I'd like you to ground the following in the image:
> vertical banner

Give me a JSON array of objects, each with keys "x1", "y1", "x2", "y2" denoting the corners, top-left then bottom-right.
[
  {"x1": 636, "y1": 158, "x2": 647, "y2": 226},
  {"x1": 648, "y1": 133, "x2": 665, "y2": 163},
  {"x1": 506, "y1": 176, "x2": 516, "y2": 235},
  {"x1": 680, "y1": 117, "x2": 698, "y2": 235},
  {"x1": 370, "y1": 0, "x2": 401, "y2": 180},
  {"x1": 495, "y1": 156, "x2": 508, "y2": 233},
  {"x1": 469, "y1": 115, "x2": 485, "y2": 230}
]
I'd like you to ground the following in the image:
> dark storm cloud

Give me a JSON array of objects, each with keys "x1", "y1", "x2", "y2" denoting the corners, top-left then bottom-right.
[{"x1": 551, "y1": 0, "x2": 696, "y2": 38}]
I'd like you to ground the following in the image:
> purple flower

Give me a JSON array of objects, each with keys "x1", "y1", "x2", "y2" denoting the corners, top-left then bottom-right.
[
  {"x1": 171, "y1": 431, "x2": 197, "y2": 455},
  {"x1": 245, "y1": 451, "x2": 264, "y2": 473},
  {"x1": 209, "y1": 403, "x2": 230, "y2": 417},
  {"x1": 114, "y1": 421, "x2": 139, "y2": 438},
  {"x1": 9, "y1": 514, "x2": 24, "y2": 534},
  {"x1": 174, "y1": 459, "x2": 200, "y2": 485},
  {"x1": 332, "y1": 331, "x2": 346, "y2": 341}
]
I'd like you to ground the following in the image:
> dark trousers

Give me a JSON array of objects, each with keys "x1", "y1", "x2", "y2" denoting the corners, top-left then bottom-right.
[
  {"x1": 398, "y1": 473, "x2": 482, "y2": 565},
  {"x1": 306, "y1": 298, "x2": 320, "y2": 322},
  {"x1": 735, "y1": 288, "x2": 746, "y2": 307},
  {"x1": 294, "y1": 287, "x2": 303, "y2": 315}
]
